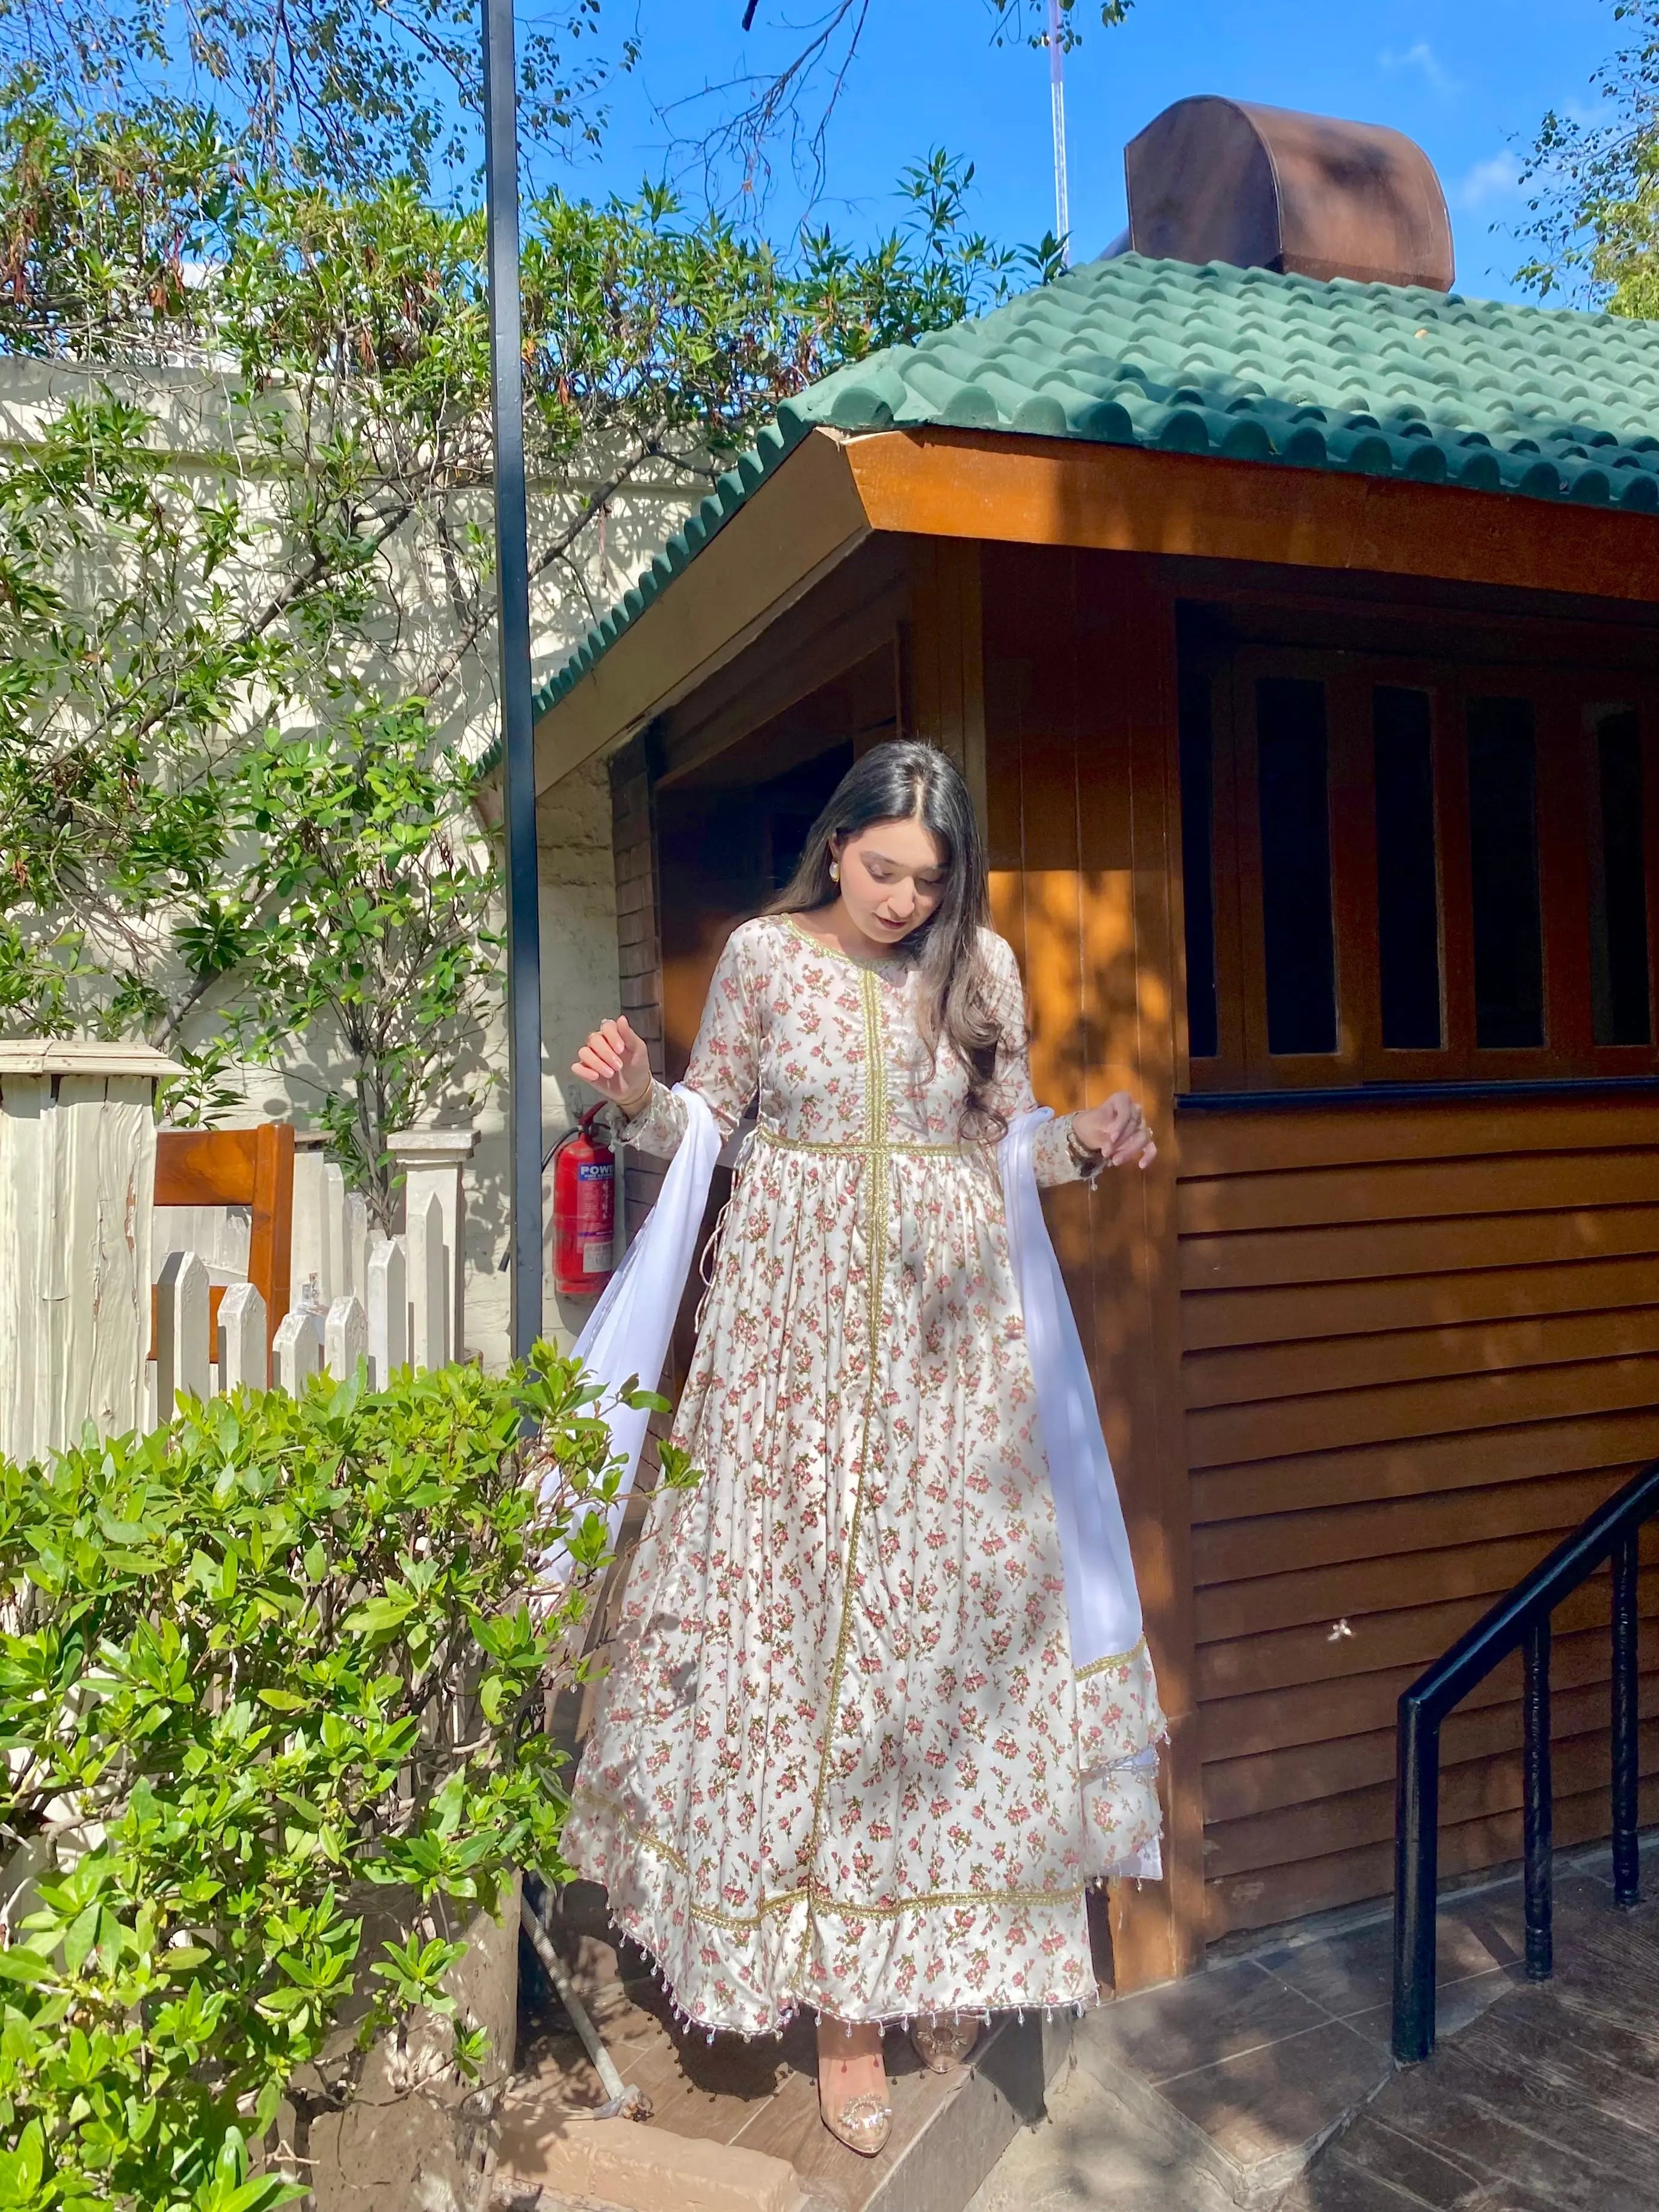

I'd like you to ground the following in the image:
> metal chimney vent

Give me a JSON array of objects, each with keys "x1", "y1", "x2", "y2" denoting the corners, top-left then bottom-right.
[{"x1": 1120, "y1": 96, "x2": 1454, "y2": 291}]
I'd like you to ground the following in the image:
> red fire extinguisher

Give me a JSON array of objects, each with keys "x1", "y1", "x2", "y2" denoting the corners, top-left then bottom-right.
[{"x1": 549, "y1": 1106, "x2": 617, "y2": 1297}]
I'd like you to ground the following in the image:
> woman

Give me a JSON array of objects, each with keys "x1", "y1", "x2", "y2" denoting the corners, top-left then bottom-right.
[{"x1": 565, "y1": 741, "x2": 1163, "y2": 2155}]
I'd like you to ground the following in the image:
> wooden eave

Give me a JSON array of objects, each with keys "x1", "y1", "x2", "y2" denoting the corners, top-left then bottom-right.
[{"x1": 532, "y1": 420, "x2": 1659, "y2": 797}]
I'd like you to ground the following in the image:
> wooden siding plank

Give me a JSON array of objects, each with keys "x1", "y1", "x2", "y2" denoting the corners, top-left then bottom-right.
[
  {"x1": 1193, "y1": 1470, "x2": 1637, "y2": 1587},
  {"x1": 1186, "y1": 1351, "x2": 1659, "y2": 1469},
  {"x1": 1195, "y1": 1566, "x2": 1659, "y2": 1703},
  {"x1": 1203, "y1": 1670, "x2": 1659, "y2": 1824},
  {"x1": 1193, "y1": 1524, "x2": 1659, "y2": 1647},
  {"x1": 1175, "y1": 1099, "x2": 1659, "y2": 1178},
  {"x1": 1181, "y1": 1203, "x2": 1659, "y2": 1293},
  {"x1": 1178, "y1": 1149, "x2": 1659, "y2": 1238},
  {"x1": 1183, "y1": 1255, "x2": 1659, "y2": 1354},
  {"x1": 1204, "y1": 1776, "x2": 1659, "y2": 1938},
  {"x1": 1198, "y1": 1614, "x2": 1659, "y2": 1765},
  {"x1": 1184, "y1": 1302, "x2": 1659, "y2": 1410},
  {"x1": 1204, "y1": 1718, "x2": 1659, "y2": 1881},
  {"x1": 1192, "y1": 1410, "x2": 1659, "y2": 1524}
]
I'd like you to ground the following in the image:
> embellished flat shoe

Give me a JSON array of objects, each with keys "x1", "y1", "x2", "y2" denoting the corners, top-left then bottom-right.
[
  {"x1": 819, "y1": 2086, "x2": 893, "y2": 2157},
  {"x1": 816, "y1": 2021, "x2": 892, "y2": 2157},
  {"x1": 909, "y1": 2015, "x2": 981, "y2": 2074}
]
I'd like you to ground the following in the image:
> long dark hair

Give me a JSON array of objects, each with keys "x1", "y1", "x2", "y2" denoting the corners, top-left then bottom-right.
[{"x1": 767, "y1": 741, "x2": 1009, "y2": 1134}]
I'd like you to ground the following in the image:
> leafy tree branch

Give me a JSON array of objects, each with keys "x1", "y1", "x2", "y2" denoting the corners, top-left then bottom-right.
[{"x1": 1516, "y1": 0, "x2": 1659, "y2": 314}]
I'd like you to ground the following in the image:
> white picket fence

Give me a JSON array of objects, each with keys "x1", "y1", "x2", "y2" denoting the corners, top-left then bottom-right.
[{"x1": 149, "y1": 1126, "x2": 473, "y2": 1421}]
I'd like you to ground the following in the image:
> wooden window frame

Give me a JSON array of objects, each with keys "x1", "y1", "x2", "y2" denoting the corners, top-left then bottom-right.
[{"x1": 1187, "y1": 646, "x2": 1659, "y2": 1093}]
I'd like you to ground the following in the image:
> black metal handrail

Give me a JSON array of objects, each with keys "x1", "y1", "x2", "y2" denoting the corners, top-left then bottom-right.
[{"x1": 1392, "y1": 1457, "x2": 1658, "y2": 2063}]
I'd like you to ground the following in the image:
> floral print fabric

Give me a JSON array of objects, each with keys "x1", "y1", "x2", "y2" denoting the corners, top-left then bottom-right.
[{"x1": 564, "y1": 915, "x2": 1164, "y2": 2036}]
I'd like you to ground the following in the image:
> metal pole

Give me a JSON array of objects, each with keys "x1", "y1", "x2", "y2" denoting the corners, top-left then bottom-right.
[
  {"x1": 482, "y1": 0, "x2": 544, "y2": 1359},
  {"x1": 1522, "y1": 1614, "x2": 1553, "y2": 1982},
  {"x1": 1391, "y1": 1694, "x2": 1440, "y2": 2063},
  {"x1": 1046, "y1": 0, "x2": 1070, "y2": 262},
  {"x1": 1611, "y1": 1530, "x2": 1641, "y2": 1908}
]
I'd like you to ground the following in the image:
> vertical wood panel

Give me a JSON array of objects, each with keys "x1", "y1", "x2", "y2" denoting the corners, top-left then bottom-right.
[
  {"x1": 1538, "y1": 680, "x2": 1594, "y2": 1062},
  {"x1": 908, "y1": 538, "x2": 988, "y2": 835},
  {"x1": 1083, "y1": 556, "x2": 1205, "y2": 1984},
  {"x1": 984, "y1": 545, "x2": 1204, "y2": 1986}
]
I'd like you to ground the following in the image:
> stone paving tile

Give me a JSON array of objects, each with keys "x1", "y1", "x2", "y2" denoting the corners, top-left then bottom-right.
[
  {"x1": 964, "y1": 2067, "x2": 1233, "y2": 2212},
  {"x1": 1252, "y1": 1908, "x2": 1521, "y2": 2026},
  {"x1": 1073, "y1": 1958, "x2": 1331, "y2": 2088},
  {"x1": 1345, "y1": 1965, "x2": 1518, "y2": 2051},
  {"x1": 1150, "y1": 2018, "x2": 1385, "y2": 2180}
]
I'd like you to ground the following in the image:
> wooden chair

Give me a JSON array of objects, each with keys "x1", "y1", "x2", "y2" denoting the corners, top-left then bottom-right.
[{"x1": 152, "y1": 1125, "x2": 295, "y2": 1383}]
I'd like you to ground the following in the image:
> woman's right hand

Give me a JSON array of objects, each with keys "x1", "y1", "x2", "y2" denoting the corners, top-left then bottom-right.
[{"x1": 572, "y1": 1016, "x2": 654, "y2": 1115}]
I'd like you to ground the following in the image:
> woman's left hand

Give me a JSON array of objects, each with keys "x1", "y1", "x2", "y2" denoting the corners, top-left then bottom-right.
[{"x1": 1073, "y1": 1092, "x2": 1157, "y2": 1171}]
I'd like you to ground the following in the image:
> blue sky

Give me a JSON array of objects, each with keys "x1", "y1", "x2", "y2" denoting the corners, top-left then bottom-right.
[{"x1": 569, "y1": 0, "x2": 1622, "y2": 303}]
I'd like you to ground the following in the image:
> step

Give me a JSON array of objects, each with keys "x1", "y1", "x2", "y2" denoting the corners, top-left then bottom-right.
[
  {"x1": 499, "y1": 1884, "x2": 1074, "y2": 2212},
  {"x1": 494, "y1": 2015, "x2": 1073, "y2": 2212}
]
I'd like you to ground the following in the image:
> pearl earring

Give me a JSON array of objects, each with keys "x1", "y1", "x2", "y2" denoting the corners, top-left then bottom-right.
[{"x1": 829, "y1": 861, "x2": 840, "y2": 883}]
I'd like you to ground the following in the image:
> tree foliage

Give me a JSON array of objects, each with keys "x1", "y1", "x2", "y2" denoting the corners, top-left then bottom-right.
[
  {"x1": 0, "y1": 1352, "x2": 692, "y2": 2210},
  {"x1": 0, "y1": 0, "x2": 626, "y2": 192},
  {"x1": 0, "y1": 372, "x2": 500, "y2": 1201},
  {"x1": 1517, "y1": 0, "x2": 1659, "y2": 314},
  {"x1": 0, "y1": 96, "x2": 1041, "y2": 1205},
  {"x1": 986, "y1": 0, "x2": 1135, "y2": 49}
]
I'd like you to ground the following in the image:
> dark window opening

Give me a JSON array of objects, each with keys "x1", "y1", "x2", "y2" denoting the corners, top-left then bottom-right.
[
  {"x1": 1257, "y1": 677, "x2": 1337, "y2": 1055},
  {"x1": 762, "y1": 740, "x2": 855, "y2": 894},
  {"x1": 1180, "y1": 672, "x2": 1219, "y2": 1058},
  {"x1": 1589, "y1": 709, "x2": 1651, "y2": 1046},
  {"x1": 1373, "y1": 687, "x2": 1443, "y2": 1049},
  {"x1": 1467, "y1": 698, "x2": 1545, "y2": 1049}
]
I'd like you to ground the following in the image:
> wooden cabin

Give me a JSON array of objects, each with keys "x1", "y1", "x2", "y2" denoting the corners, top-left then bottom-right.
[{"x1": 531, "y1": 105, "x2": 1659, "y2": 1992}]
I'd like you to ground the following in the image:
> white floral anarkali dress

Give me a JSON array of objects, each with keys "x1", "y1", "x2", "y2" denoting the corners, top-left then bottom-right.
[{"x1": 564, "y1": 914, "x2": 1164, "y2": 2038}]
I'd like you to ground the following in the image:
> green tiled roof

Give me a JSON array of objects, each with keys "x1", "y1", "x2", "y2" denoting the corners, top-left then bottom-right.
[{"x1": 535, "y1": 252, "x2": 1659, "y2": 718}]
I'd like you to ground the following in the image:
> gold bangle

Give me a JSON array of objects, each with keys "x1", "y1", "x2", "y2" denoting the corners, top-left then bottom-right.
[{"x1": 617, "y1": 1077, "x2": 655, "y2": 1120}]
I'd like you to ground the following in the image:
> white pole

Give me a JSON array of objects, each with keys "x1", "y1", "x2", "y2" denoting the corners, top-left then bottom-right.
[{"x1": 1047, "y1": 0, "x2": 1070, "y2": 263}]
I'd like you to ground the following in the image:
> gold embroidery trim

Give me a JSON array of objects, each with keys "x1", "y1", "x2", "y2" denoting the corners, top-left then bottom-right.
[
  {"x1": 756, "y1": 1126, "x2": 967, "y2": 1158},
  {"x1": 795, "y1": 961, "x2": 890, "y2": 1974},
  {"x1": 1076, "y1": 1634, "x2": 1151, "y2": 1683},
  {"x1": 573, "y1": 1783, "x2": 1085, "y2": 1932},
  {"x1": 781, "y1": 914, "x2": 912, "y2": 975}
]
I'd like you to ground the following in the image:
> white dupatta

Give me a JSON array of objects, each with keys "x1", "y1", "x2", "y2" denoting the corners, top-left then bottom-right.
[
  {"x1": 570, "y1": 1093, "x2": 1144, "y2": 1671},
  {"x1": 569, "y1": 1086, "x2": 721, "y2": 1552},
  {"x1": 997, "y1": 1108, "x2": 1143, "y2": 1670}
]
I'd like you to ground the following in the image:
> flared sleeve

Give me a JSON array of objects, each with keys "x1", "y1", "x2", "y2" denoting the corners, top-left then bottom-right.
[
  {"x1": 980, "y1": 932, "x2": 1104, "y2": 1189},
  {"x1": 608, "y1": 923, "x2": 763, "y2": 1160}
]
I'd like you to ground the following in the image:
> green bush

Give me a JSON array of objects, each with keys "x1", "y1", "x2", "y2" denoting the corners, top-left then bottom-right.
[{"x1": 0, "y1": 1352, "x2": 688, "y2": 2211}]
